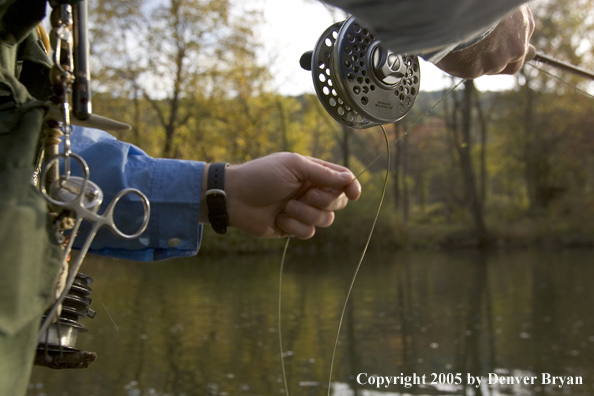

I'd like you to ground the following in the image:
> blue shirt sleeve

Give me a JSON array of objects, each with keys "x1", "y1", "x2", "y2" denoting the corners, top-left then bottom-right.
[{"x1": 69, "y1": 126, "x2": 204, "y2": 261}]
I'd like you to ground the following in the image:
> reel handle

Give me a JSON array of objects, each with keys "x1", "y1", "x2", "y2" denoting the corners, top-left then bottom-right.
[{"x1": 300, "y1": 51, "x2": 313, "y2": 71}]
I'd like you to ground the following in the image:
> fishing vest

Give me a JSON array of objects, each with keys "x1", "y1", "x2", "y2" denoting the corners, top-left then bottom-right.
[{"x1": 0, "y1": 1, "x2": 63, "y2": 394}]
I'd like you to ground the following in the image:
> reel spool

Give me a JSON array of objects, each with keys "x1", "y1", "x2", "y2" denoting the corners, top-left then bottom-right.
[{"x1": 300, "y1": 17, "x2": 420, "y2": 129}]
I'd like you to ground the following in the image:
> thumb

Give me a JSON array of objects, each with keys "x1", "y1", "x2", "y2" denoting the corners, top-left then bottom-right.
[{"x1": 295, "y1": 157, "x2": 356, "y2": 190}]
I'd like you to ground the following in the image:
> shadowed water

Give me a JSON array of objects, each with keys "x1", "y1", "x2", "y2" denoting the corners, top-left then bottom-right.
[{"x1": 27, "y1": 249, "x2": 594, "y2": 396}]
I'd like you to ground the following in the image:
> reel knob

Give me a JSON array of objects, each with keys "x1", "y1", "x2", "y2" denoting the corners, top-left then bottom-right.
[
  {"x1": 372, "y1": 46, "x2": 407, "y2": 84},
  {"x1": 301, "y1": 17, "x2": 420, "y2": 129}
]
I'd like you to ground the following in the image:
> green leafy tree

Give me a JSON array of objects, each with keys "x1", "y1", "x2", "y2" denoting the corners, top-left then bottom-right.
[{"x1": 517, "y1": 0, "x2": 594, "y2": 211}]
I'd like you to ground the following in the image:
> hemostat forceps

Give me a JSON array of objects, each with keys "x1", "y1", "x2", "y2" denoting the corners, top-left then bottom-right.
[{"x1": 37, "y1": 152, "x2": 150, "y2": 338}]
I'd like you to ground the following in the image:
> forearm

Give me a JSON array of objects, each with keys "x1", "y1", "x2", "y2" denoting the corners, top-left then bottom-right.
[
  {"x1": 71, "y1": 127, "x2": 205, "y2": 261},
  {"x1": 323, "y1": 0, "x2": 529, "y2": 56}
]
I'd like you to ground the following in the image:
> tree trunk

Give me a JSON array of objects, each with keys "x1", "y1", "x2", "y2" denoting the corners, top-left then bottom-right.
[
  {"x1": 401, "y1": 131, "x2": 410, "y2": 224},
  {"x1": 341, "y1": 124, "x2": 351, "y2": 168},
  {"x1": 521, "y1": 70, "x2": 555, "y2": 212},
  {"x1": 474, "y1": 89, "x2": 488, "y2": 208},
  {"x1": 277, "y1": 99, "x2": 288, "y2": 151},
  {"x1": 460, "y1": 80, "x2": 489, "y2": 244},
  {"x1": 446, "y1": 80, "x2": 490, "y2": 245},
  {"x1": 392, "y1": 122, "x2": 402, "y2": 210}
]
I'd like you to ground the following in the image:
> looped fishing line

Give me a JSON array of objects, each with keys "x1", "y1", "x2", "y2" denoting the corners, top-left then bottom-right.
[
  {"x1": 277, "y1": 80, "x2": 466, "y2": 396},
  {"x1": 278, "y1": 125, "x2": 389, "y2": 396},
  {"x1": 278, "y1": 58, "x2": 592, "y2": 395}
]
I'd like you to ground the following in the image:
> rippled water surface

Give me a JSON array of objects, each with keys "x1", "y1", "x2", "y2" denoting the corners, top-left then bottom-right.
[{"x1": 28, "y1": 249, "x2": 594, "y2": 395}]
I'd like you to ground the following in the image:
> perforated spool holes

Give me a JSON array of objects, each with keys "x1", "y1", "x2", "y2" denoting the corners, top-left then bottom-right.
[
  {"x1": 312, "y1": 18, "x2": 421, "y2": 128},
  {"x1": 311, "y1": 20, "x2": 366, "y2": 128}
]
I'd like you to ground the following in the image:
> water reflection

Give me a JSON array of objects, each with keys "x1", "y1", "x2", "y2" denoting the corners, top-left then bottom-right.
[{"x1": 28, "y1": 250, "x2": 594, "y2": 395}]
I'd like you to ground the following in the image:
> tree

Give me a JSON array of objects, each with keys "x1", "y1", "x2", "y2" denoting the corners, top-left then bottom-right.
[
  {"x1": 444, "y1": 81, "x2": 489, "y2": 244},
  {"x1": 89, "y1": 0, "x2": 268, "y2": 159},
  {"x1": 517, "y1": 0, "x2": 594, "y2": 211}
]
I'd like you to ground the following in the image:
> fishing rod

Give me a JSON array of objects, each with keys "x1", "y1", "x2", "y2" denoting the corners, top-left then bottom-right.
[{"x1": 526, "y1": 44, "x2": 594, "y2": 82}]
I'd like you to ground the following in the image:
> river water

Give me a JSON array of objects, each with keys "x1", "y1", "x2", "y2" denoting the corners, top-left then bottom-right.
[{"x1": 28, "y1": 249, "x2": 594, "y2": 396}]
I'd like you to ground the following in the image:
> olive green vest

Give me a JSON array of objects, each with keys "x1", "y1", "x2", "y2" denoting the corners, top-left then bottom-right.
[{"x1": 0, "y1": 1, "x2": 63, "y2": 394}]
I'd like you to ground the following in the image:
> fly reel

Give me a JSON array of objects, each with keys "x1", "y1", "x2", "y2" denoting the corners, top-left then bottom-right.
[{"x1": 300, "y1": 17, "x2": 420, "y2": 129}]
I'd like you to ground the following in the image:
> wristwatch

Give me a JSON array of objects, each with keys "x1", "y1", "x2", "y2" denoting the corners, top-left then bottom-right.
[{"x1": 205, "y1": 162, "x2": 229, "y2": 234}]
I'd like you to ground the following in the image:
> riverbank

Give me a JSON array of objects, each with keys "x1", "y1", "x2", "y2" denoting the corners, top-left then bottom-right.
[{"x1": 198, "y1": 207, "x2": 594, "y2": 255}]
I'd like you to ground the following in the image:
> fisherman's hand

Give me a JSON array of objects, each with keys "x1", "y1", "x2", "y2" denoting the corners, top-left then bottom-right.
[
  {"x1": 435, "y1": 4, "x2": 535, "y2": 79},
  {"x1": 201, "y1": 153, "x2": 361, "y2": 239}
]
